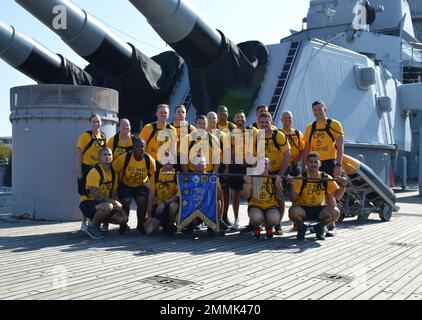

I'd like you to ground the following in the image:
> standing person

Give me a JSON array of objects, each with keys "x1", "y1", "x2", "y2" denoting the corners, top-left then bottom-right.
[
  {"x1": 181, "y1": 115, "x2": 220, "y2": 174},
  {"x1": 252, "y1": 104, "x2": 278, "y2": 130},
  {"x1": 303, "y1": 101, "x2": 344, "y2": 236},
  {"x1": 79, "y1": 147, "x2": 128, "y2": 240},
  {"x1": 243, "y1": 158, "x2": 284, "y2": 239},
  {"x1": 107, "y1": 119, "x2": 134, "y2": 160},
  {"x1": 171, "y1": 105, "x2": 196, "y2": 172},
  {"x1": 76, "y1": 114, "x2": 107, "y2": 232},
  {"x1": 258, "y1": 112, "x2": 291, "y2": 234},
  {"x1": 280, "y1": 111, "x2": 305, "y2": 232},
  {"x1": 288, "y1": 152, "x2": 347, "y2": 240},
  {"x1": 140, "y1": 104, "x2": 178, "y2": 165},
  {"x1": 144, "y1": 158, "x2": 179, "y2": 236},
  {"x1": 216, "y1": 106, "x2": 235, "y2": 226},
  {"x1": 113, "y1": 137, "x2": 156, "y2": 234},
  {"x1": 229, "y1": 110, "x2": 258, "y2": 230},
  {"x1": 217, "y1": 105, "x2": 236, "y2": 132}
]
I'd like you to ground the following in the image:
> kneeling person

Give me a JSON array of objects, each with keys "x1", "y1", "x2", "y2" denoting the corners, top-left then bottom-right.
[
  {"x1": 113, "y1": 137, "x2": 156, "y2": 234},
  {"x1": 79, "y1": 147, "x2": 128, "y2": 240},
  {"x1": 144, "y1": 160, "x2": 179, "y2": 235},
  {"x1": 288, "y1": 152, "x2": 347, "y2": 241},
  {"x1": 243, "y1": 158, "x2": 284, "y2": 239}
]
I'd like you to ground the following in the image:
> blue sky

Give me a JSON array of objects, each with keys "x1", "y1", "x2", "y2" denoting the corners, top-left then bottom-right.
[{"x1": 0, "y1": 0, "x2": 310, "y2": 136}]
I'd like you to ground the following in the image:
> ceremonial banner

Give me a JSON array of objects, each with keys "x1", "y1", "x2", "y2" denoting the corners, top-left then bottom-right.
[{"x1": 177, "y1": 173, "x2": 220, "y2": 232}]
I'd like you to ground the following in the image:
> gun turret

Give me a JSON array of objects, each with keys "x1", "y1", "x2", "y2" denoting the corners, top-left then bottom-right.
[
  {"x1": 0, "y1": 21, "x2": 92, "y2": 85},
  {"x1": 16, "y1": 0, "x2": 183, "y2": 129},
  {"x1": 129, "y1": 0, "x2": 269, "y2": 115}
]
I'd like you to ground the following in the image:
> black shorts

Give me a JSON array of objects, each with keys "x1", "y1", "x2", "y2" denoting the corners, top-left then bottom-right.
[
  {"x1": 320, "y1": 160, "x2": 335, "y2": 176},
  {"x1": 118, "y1": 183, "x2": 148, "y2": 199},
  {"x1": 302, "y1": 205, "x2": 326, "y2": 221},
  {"x1": 229, "y1": 164, "x2": 246, "y2": 190},
  {"x1": 79, "y1": 200, "x2": 101, "y2": 219}
]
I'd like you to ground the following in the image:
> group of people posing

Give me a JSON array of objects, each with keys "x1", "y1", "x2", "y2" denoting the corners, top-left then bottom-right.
[{"x1": 76, "y1": 101, "x2": 348, "y2": 241}]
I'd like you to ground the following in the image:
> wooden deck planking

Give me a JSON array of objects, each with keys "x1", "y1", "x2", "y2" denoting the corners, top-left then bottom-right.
[{"x1": 1, "y1": 191, "x2": 422, "y2": 300}]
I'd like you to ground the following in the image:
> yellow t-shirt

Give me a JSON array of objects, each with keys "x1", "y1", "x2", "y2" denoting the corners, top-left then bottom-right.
[
  {"x1": 231, "y1": 126, "x2": 258, "y2": 164},
  {"x1": 77, "y1": 131, "x2": 106, "y2": 166},
  {"x1": 263, "y1": 130, "x2": 291, "y2": 172},
  {"x1": 181, "y1": 132, "x2": 221, "y2": 172},
  {"x1": 80, "y1": 164, "x2": 117, "y2": 202},
  {"x1": 172, "y1": 123, "x2": 196, "y2": 138},
  {"x1": 139, "y1": 122, "x2": 178, "y2": 161},
  {"x1": 303, "y1": 119, "x2": 344, "y2": 161},
  {"x1": 113, "y1": 152, "x2": 156, "y2": 187},
  {"x1": 106, "y1": 134, "x2": 133, "y2": 160},
  {"x1": 281, "y1": 128, "x2": 305, "y2": 164},
  {"x1": 150, "y1": 168, "x2": 178, "y2": 205},
  {"x1": 292, "y1": 172, "x2": 339, "y2": 207},
  {"x1": 247, "y1": 177, "x2": 279, "y2": 209},
  {"x1": 217, "y1": 122, "x2": 236, "y2": 134}
]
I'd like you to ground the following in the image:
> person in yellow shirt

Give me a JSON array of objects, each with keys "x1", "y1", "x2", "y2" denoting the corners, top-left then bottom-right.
[
  {"x1": 229, "y1": 110, "x2": 258, "y2": 230},
  {"x1": 252, "y1": 104, "x2": 278, "y2": 130},
  {"x1": 288, "y1": 152, "x2": 347, "y2": 240},
  {"x1": 79, "y1": 147, "x2": 128, "y2": 240},
  {"x1": 217, "y1": 105, "x2": 236, "y2": 132},
  {"x1": 171, "y1": 105, "x2": 196, "y2": 172},
  {"x1": 139, "y1": 104, "x2": 178, "y2": 165},
  {"x1": 181, "y1": 115, "x2": 221, "y2": 174},
  {"x1": 280, "y1": 111, "x2": 305, "y2": 233},
  {"x1": 106, "y1": 119, "x2": 134, "y2": 160},
  {"x1": 113, "y1": 137, "x2": 156, "y2": 234},
  {"x1": 76, "y1": 114, "x2": 107, "y2": 231},
  {"x1": 303, "y1": 100, "x2": 345, "y2": 236},
  {"x1": 243, "y1": 158, "x2": 284, "y2": 239},
  {"x1": 144, "y1": 160, "x2": 179, "y2": 236},
  {"x1": 258, "y1": 111, "x2": 291, "y2": 232}
]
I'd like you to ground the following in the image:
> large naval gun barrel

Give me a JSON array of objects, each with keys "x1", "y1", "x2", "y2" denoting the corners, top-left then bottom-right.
[
  {"x1": 16, "y1": 0, "x2": 183, "y2": 130},
  {"x1": 129, "y1": 0, "x2": 269, "y2": 115},
  {"x1": 0, "y1": 21, "x2": 92, "y2": 85}
]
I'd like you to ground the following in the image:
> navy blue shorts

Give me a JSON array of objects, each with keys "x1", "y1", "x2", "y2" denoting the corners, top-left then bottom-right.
[
  {"x1": 118, "y1": 184, "x2": 148, "y2": 199},
  {"x1": 79, "y1": 200, "x2": 100, "y2": 219},
  {"x1": 228, "y1": 164, "x2": 246, "y2": 190},
  {"x1": 302, "y1": 206, "x2": 326, "y2": 221}
]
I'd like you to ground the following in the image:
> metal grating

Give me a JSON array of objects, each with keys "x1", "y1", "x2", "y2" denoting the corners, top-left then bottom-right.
[
  {"x1": 315, "y1": 273, "x2": 354, "y2": 283},
  {"x1": 141, "y1": 275, "x2": 195, "y2": 289}
]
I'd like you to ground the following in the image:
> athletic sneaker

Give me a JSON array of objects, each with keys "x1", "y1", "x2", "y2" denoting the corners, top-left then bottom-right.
[
  {"x1": 274, "y1": 224, "x2": 283, "y2": 235},
  {"x1": 325, "y1": 225, "x2": 336, "y2": 237},
  {"x1": 101, "y1": 223, "x2": 109, "y2": 232},
  {"x1": 253, "y1": 227, "x2": 261, "y2": 239},
  {"x1": 220, "y1": 220, "x2": 229, "y2": 231},
  {"x1": 314, "y1": 224, "x2": 326, "y2": 241},
  {"x1": 233, "y1": 219, "x2": 240, "y2": 230},
  {"x1": 266, "y1": 228, "x2": 274, "y2": 239},
  {"x1": 297, "y1": 224, "x2": 307, "y2": 240},
  {"x1": 118, "y1": 224, "x2": 130, "y2": 235},
  {"x1": 80, "y1": 221, "x2": 88, "y2": 232},
  {"x1": 86, "y1": 226, "x2": 104, "y2": 240}
]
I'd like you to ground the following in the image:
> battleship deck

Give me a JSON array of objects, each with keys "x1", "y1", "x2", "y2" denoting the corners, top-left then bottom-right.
[{"x1": 0, "y1": 190, "x2": 421, "y2": 300}]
